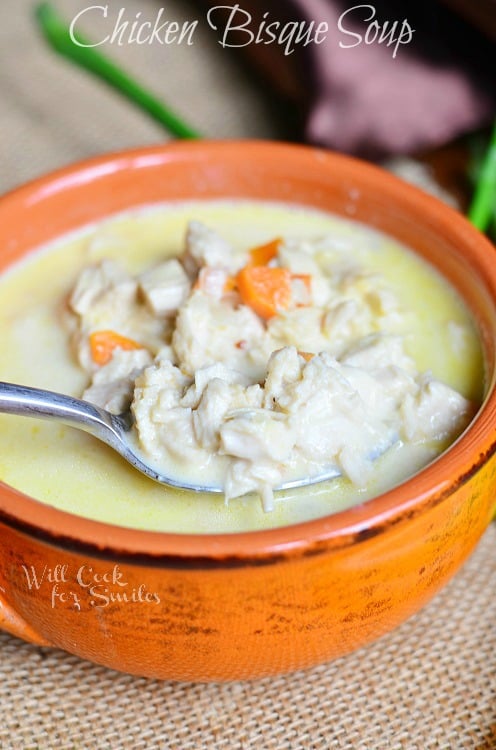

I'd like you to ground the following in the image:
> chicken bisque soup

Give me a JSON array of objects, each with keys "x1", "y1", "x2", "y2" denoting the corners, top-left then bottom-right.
[{"x1": 0, "y1": 201, "x2": 484, "y2": 533}]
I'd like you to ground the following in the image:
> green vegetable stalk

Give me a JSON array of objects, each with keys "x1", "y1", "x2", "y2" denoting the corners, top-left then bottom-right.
[
  {"x1": 34, "y1": 2, "x2": 201, "y2": 140},
  {"x1": 468, "y1": 121, "x2": 496, "y2": 234}
]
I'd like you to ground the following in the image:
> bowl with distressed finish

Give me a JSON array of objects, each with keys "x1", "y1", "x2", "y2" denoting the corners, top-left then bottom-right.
[{"x1": 0, "y1": 141, "x2": 495, "y2": 681}]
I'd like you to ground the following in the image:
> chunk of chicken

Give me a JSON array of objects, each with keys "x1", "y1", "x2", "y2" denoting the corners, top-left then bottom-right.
[
  {"x1": 139, "y1": 259, "x2": 191, "y2": 316},
  {"x1": 183, "y1": 221, "x2": 245, "y2": 275},
  {"x1": 173, "y1": 292, "x2": 267, "y2": 378},
  {"x1": 83, "y1": 349, "x2": 153, "y2": 413},
  {"x1": 69, "y1": 260, "x2": 137, "y2": 317}
]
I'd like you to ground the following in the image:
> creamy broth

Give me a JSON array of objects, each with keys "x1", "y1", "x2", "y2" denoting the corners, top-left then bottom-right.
[{"x1": 0, "y1": 202, "x2": 483, "y2": 533}]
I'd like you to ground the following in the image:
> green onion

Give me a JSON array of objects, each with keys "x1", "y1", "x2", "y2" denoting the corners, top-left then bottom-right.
[
  {"x1": 468, "y1": 121, "x2": 496, "y2": 233},
  {"x1": 34, "y1": 2, "x2": 201, "y2": 140}
]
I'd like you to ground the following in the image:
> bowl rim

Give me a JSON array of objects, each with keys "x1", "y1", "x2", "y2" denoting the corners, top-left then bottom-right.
[{"x1": 1, "y1": 138, "x2": 496, "y2": 564}]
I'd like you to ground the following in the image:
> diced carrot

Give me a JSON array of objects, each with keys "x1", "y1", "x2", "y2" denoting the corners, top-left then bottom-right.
[
  {"x1": 236, "y1": 266, "x2": 292, "y2": 320},
  {"x1": 89, "y1": 330, "x2": 143, "y2": 366},
  {"x1": 223, "y1": 275, "x2": 237, "y2": 293},
  {"x1": 248, "y1": 237, "x2": 282, "y2": 266},
  {"x1": 298, "y1": 351, "x2": 315, "y2": 361}
]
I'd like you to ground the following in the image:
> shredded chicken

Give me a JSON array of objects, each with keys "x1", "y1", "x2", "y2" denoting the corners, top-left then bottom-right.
[{"x1": 67, "y1": 221, "x2": 474, "y2": 511}]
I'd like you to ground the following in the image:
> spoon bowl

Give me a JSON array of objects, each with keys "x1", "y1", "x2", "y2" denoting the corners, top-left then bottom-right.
[{"x1": 0, "y1": 381, "x2": 342, "y2": 493}]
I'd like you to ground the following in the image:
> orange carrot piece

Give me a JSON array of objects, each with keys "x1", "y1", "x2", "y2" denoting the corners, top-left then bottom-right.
[
  {"x1": 90, "y1": 330, "x2": 143, "y2": 366},
  {"x1": 236, "y1": 266, "x2": 292, "y2": 319},
  {"x1": 298, "y1": 351, "x2": 315, "y2": 361},
  {"x1": 223, "y1": 275, "x2": 237, "y2": 293},
  {"x1": 248, "y1": 237, "x2": 282, "y2": 266}
]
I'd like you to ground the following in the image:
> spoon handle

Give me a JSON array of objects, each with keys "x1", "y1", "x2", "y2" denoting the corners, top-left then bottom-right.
[
  {"x1": 0, "y1": 380, "x2": 176, "y2": 486},
  {"x1": 0, "y1": 381, "x2": 124, "y2": 443}
]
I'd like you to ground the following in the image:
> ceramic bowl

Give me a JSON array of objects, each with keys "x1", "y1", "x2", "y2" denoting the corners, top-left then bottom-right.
[{"x1": 0, "y1": 141, "x2": 495, "y2": 681}]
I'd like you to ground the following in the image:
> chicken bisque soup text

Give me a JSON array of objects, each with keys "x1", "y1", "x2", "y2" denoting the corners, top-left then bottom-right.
[{"x1": 0, "y1": 201, "x2": 484, "y2": 533}]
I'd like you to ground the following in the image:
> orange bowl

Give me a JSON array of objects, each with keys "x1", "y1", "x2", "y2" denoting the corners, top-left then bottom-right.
[{"x1": 0, "y1": 141, "x2": 495, "y2": 681}]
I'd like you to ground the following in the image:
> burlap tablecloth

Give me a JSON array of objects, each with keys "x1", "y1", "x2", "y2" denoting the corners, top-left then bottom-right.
[{"x1": 0, "y1": 2, "x2": 495, "y2": 747}]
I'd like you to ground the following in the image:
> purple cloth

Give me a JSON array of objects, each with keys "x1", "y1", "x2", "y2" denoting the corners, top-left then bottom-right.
[
  {"x1": 297, "y1": 0, "x2": 495, "y2": 157},
  {"x1": 204, "y1": 0, "x2": 495, "y2": 158}
]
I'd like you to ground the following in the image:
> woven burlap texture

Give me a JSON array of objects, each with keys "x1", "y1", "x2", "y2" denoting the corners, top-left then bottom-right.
[
  {"x1": 0, "y1": 0, "x2": 287, "y2": 194},
  {"x1": 0, "y1": 526, "x2": 494, "y2": 750},
  {"x1": 1, "y1": 1, "x2": 495, "y2": 748}
]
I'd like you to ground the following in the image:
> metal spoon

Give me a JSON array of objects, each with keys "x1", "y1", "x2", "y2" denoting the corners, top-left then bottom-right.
[{"x1": 0, "y1": 381, "x2": 342, "y2": 493}]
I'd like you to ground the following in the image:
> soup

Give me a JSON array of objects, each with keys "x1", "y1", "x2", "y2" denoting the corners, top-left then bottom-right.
[{"x1": 0, "y1": 201, "x2": 483, "y2": 533}]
